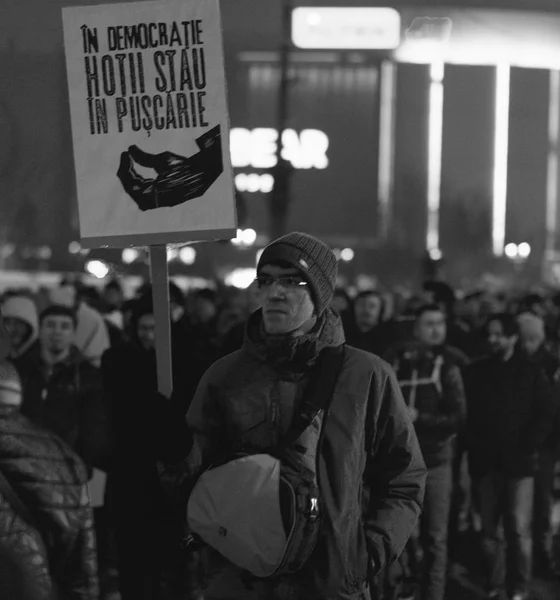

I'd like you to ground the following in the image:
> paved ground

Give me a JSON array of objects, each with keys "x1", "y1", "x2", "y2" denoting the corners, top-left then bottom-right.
[{"x1": 443, "y1": 501, "x2": 560, "y2": 600}]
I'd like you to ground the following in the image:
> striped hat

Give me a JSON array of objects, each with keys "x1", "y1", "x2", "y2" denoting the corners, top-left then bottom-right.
[{"x1": 0, "y1": 362, "x2": 22, "y2": 407}]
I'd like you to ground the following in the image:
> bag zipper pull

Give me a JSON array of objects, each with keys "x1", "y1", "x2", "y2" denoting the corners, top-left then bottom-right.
[{"x1": 309, "y1": 497, "x2": 319, "y2": 521}]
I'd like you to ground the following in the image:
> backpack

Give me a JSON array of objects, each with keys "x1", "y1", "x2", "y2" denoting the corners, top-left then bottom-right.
[
  {"x1": 392, "y1": 350, "x2": 444, "y2": 410},
  {"x1": 186, "y1": 345, "x2": 345, "y2": 579}
]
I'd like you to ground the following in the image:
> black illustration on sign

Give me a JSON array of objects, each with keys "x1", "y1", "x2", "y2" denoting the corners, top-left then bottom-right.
[{"x1": 117, "y1": 124, "x2": 223, "y2": 212}]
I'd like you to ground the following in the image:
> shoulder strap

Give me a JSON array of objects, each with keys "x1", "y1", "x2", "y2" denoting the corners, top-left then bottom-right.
[
  {"x1": 279, "y1": 344, "x2": 346, "y2": 449},
  {"x1": 0, "y1": 468, "x2": 38, "y2": 529}
]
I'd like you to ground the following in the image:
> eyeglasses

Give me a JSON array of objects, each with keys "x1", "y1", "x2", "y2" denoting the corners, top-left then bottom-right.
[{"x1": 255, "y1": 276, "x2": 308, "y2": 289}]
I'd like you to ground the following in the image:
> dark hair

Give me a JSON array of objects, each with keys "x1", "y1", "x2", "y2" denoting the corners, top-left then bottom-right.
[
  {"x1": 129, "y1": 295, "x2": 154, "y2": 335},
  {"x1": 486, "y1": 313, "x2": 518, "y2": 337},
  {"x1": 355, "y1": 290, "x2": 381, "y2": 303},
  {"x1": 415, "y1": 303, "x2": 445, "y2": 320},
  {"x1": 423, "y1": 280, "x2": 455, "y2": 313},
  {"x1": 39, "y1": 305, "x2": 77, "y2": 328},
  {"x1": 169, "y1": 281, "x2": 184, "y2": 306},
  {"x1": 104, "y1": 279, "x2": 123, "y2": 293},
  {"x1": 195, "y1": 288, "x2": 217, "y2": 304}
]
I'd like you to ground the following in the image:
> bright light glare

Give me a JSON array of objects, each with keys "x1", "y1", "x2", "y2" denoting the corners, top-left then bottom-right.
[
  {"x1": 378, "y1": 60, "x2": 396, "y2": 240},
  {"x1": 179, "y1": 246, "x2": 196, "y2": 265},
  {"x1": 429, "y1": 248, "x2": 443, "y2": 261},
  {"x1": 547, "y1": 70, "x2": 560, "y2": 254},
  {"x1": 122, "y1": 248, "x2": 139, "y2": 264},
  {"x1": 427, "y1": 61, "x2": 445, "y2": 253},
  {"x1": 232, "y1": 229, "x2": 257, "y2": 247},
  {"x1": 504, "y1": 243, "x2": 518, "y2": 259},
  {"x1": 292, "y1": 7, "x2": 401, "y2": 50},
  {"x1": 340, "y1": 248, "x2": 355, "y2": 262},
  {"x1": 306, "y1": 12, "x2": 322, "y2": 27},
  {"x1": 225, "y1": 268, "x2": 257, "y2": 290},
  {"x1": 167, "y1": 248, "x2": 179, "y2": 262},
  {"x1": 492, "y1": 64, "x2": 511, "y2": 257},
  {"x1": 230, "y1": 128, "x2": 329, "y2": 170},
  {"x1": 242, "y1": 229, "x2": 257, "y2": 246},
  {"x1": 86, "y1": 260, "x2": 110, "y2": 279},
  {"x1": 69, "y1": 241, "x2": 81, "y2": 255},
  {"x1": 37, "y1": 246, "x2": 52, "y2": 260},
  {"x1": 517, "y1": 242, "x2": 531, "y2": 258}
]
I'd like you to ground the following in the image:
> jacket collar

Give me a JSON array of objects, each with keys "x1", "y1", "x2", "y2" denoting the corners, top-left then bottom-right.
[{"x1": 243, "y1": 307, "x2": 345, "y2": 374}]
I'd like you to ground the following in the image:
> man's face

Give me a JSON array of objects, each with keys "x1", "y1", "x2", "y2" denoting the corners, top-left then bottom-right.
[
  {"x1": 519, "y1": 332, "x2": 544, "y2": 356},
  {"x1": 487, "y1": 320, "x2": 517, "y2": 356},
  {"x1": 194, "y1": 297, "x2": 216, "y2": 323},
  {"x1": 415, "y1": 310, "x2": 447, "y2": 347},
  {"x1": 258, "y1": 265, "x2": 315, "y2": 335},
  {"x1": 40, "y1": 316, "x2": 75, "y2": 355},
  {"x1": 137, "y1": 314, "x2": 155, "y2": 350},
  {"x1": 104, "y1": 287, "x2": 123, "y2": 310},
  {"x1": 4, "y1": 317, "x2": 31, "y2": 351},
  {"x1": 354, "y1": 295, "x2": 382, "y2": 330}
]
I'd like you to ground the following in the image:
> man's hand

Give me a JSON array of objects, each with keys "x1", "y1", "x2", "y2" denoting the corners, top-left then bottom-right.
[{"x1": 117, "y1": 125, "x2": 223, "y2": 211}]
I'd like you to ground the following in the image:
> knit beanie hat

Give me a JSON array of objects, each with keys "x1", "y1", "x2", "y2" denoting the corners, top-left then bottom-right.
[
  {"x1": 0, "y1": 362, "x2": 22, "y2": 407},
  {"x1": 257, "y1": 232, "x2": 338, "y2": 316}
]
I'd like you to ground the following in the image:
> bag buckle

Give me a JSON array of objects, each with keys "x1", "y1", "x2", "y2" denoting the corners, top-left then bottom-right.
[{"x1": 309, "y1": 497, "x2": 319, "y2": 521}]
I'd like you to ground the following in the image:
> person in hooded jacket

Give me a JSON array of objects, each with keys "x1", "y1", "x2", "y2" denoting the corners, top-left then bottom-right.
[
  {"x1": 2, "y1": 294, "x2": 39, "y2": 361},
  {"x1": 12, "y1": 304, "x2": 111, "y2": 475},
  {"x1": 0, "y1": 313, "x2": 99, "y2": 600},
  {"x1": 185, "y1": 232, "x2": 427, "y2": 600}
]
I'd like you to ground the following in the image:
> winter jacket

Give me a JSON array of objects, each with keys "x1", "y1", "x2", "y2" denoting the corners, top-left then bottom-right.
[
  {"x1": 464, "y1": 351, "x2": 555, "y2": 478},
  {"x1": 2, "y1": 295, "x2": 39, "y2": 359},
  {"x1": 525, "y1": 344, "x2": 560, "y2": 457},
  {"x1": 186, "y1": 308, "x2": 427, "y2": 600},
  {"x1": 13, "y1": 345, "x2": 111, "y2": 474},
  {"x1": 385, "y1": 343, "x2": 466, "y2": 468},
  {"x1": 0, "y1": 405, "x2": 99, "y2": 600}
]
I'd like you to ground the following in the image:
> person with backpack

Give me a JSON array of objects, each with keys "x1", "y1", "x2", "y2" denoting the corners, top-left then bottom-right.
[
  {"x1": 185, "y1": 232, "x2": 427, "y2": 600},
  {"x1": 385, "y1": 304, "x2": 466, "y2": 600}
]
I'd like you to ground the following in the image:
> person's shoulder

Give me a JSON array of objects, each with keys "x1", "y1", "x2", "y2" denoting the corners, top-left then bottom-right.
[
  {"x1": 2, "y1": 415, "x2": 88, "y2": 483},
  {"x1": 443, "y1": 345, "x2": 470, "y2": 368},
  {"x1": 198, "y1": 349, "x2": 248, "y2": 383},
  {"x1": 344, "y1": 344, "x2": 394, "y2": 377}
]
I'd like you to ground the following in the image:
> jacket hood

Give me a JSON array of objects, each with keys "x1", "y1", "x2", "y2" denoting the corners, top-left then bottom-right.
[
  {"x1": 2, "y1": 296, "x2": 39, "y2": 358},
  {"x1": 244, "y1": 307, "x2": 345, "y2": 373}
]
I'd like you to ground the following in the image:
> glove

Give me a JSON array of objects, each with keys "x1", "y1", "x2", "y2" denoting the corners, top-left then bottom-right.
[{"x1": 117, "y1": 124, "x2": 223, "y2": 211}]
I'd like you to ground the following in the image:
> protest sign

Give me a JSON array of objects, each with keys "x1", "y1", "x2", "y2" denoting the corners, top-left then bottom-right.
[{"x1": 62, "y1": 0, "x2": 236, "y2": 248}]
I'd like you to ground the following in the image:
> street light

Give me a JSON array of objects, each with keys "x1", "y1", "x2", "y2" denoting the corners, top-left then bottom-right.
[
  {"x1": 517, "y1": 242, "x2": 531, "y2": 259},
  {"x1": 504, "y1": 243, "x2": 518, "y2": 259}
]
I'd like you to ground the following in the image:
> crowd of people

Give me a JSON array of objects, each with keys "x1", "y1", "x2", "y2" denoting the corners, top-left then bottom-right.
[{"x1": 0, "y1": 231, "x2": 559, "y2": 600}]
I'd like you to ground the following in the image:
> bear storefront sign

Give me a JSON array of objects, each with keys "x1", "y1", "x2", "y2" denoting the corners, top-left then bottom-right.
[{"x1": 62, "y1": 0, "x2": 236, "y2": 247}]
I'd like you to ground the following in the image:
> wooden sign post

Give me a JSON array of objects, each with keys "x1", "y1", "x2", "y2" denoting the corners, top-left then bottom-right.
[
  {"x1": 62, "y1": 0, "x2": 236, "y2": 397},
  {"x1": 149, "y1": 245, "x2": 173, "y2": 397}
]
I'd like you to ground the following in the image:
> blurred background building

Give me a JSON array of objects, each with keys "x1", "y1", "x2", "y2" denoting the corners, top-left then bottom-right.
[{"x1": 2, "y1": 0, "x2": 560, "y2": 289}]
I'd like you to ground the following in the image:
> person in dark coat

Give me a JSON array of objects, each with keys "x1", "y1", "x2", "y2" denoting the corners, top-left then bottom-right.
[
  {"x1": 186, "y1": 232, "x2": 427, "y2": 600},
  {"x1": 345, "y1": 290, "x2": 387, "y2": 356},
  {"x1": 516, "y1": 312, "x2": 560, "y2": 578},
  {"x1": 0, "y1": 359, "x2": 99, "y2": 600},
  {"x1": 464, "y1": 314, "x2": 555, "y2": 600},
  {"x1": 12, "y1": 305, "x2": 111, "y2": 475},
  {"x1": 102, "y1": 296, "x2": 197, "y2": 600}
]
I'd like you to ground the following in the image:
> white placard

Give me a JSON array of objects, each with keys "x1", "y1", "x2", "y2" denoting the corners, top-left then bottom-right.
[{"x1": 62, "y1": 0, "x2": 236, "y2": 247}]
